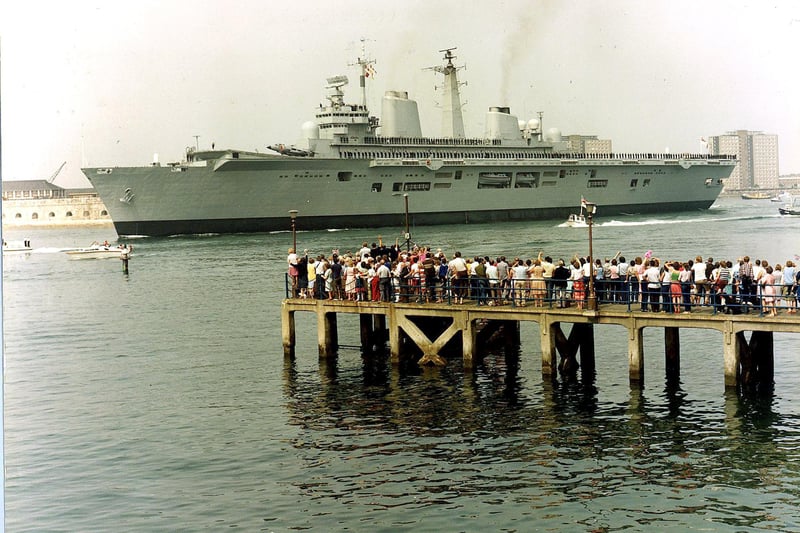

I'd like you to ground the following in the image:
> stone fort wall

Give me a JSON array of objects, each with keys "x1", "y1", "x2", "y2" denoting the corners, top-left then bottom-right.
[{"x1": 2, "y1": 197, "x2": 112, "y2": 227}]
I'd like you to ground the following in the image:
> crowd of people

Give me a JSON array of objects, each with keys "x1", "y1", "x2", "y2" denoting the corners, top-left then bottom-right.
[{"x1": 287, "y1": 240, "x2": 800, "y2": 316}]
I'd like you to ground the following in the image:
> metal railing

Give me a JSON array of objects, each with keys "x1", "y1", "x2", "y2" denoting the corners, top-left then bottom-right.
[{"x1": 285, "y1": 274, "x2": 798, "y2": 317}]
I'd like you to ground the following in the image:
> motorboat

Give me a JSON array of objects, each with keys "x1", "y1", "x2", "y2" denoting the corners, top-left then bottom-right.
[
  {"x1": 65, "y1": 242, "x2": 133, "y2": 259},
  {"x1": 778, "y1": 196, "x2": 800, "y2": 216},
  {"x1": 560, "y1": 200, "x2": 590, "y2": 227},
  {"x1": 3, "y1": 240, "x2": 33, "y2": 253},
  {"x1": 562, "y1": 213, "x2": 588, "y2": 227},
  {"x1": 771, "y1": 191, "x2": 792, "y2": 203}
]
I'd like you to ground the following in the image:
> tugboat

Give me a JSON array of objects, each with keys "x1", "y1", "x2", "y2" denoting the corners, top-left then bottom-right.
[
  {"x1": 561, "y1": 198, "x2": 589, "y2": 227},
  {"x1": 778, "y1": 196, "x2": 800, "y2": 216}
]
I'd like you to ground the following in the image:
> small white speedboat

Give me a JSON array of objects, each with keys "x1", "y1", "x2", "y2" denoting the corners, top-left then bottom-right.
[
  {"x1": 562, "y1": 213, "x2": 588, "y2": 228},
  {"x1": 3, "y1": 240, "x2": 33, "y2": 254},
  {"x1": 65, "y1": 242, "x2": 133, "y2": 259}
]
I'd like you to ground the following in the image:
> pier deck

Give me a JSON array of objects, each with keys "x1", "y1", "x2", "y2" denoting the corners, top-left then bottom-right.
[{"x1": 282, "y1": 299, "x2": 800, "y2": 389}]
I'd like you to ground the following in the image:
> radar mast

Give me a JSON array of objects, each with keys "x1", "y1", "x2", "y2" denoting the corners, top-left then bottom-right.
[
  {"x1": 349, "y1": 38, "x2": 376, "y2": 109},
  {"x1": 428, "y1": 48, "x2": 466, "y2": 139}
]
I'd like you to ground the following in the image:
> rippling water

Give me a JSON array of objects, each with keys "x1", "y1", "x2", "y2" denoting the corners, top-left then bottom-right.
[{"x1": 4, "y1": 198, "x2": 800, "y2": 531}]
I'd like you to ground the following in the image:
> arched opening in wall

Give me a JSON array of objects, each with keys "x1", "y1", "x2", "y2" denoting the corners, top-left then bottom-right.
[
  {"x1": 101, "y1": 210, "x2": 108, "y2": 216},
  {"x1": 15, "y1": 213, "x2": 22, "y2": 218},
  {"x1": 31, "y1": 213, "x2": 38, "y2": 220},
  {"x1": 48, "y1": 212, "x2": 55, "y2": 218},
  {"x1": 66, "y1": 211, "x2": 73, "y2": 217}
]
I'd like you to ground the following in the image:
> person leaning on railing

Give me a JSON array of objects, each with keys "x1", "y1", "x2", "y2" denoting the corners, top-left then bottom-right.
[{"x1": 784, "y1": 260, "x2": 797, "y2": 314}]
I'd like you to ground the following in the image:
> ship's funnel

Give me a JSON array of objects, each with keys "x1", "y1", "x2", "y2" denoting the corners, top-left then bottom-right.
[
  {"x1": 484, "y1": 107, "x2": 522, "y2": 141},
  {"x1": 381, "y1": 91, "x2": 422, "y2": 138}
]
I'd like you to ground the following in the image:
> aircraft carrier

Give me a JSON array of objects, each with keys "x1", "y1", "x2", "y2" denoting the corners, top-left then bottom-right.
[{"x1": 83, "y1": 48, "x2": 736, "y2": 237}]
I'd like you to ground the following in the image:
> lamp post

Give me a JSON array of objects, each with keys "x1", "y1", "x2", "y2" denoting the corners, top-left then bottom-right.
[
  {"x1": 393, "y1": 192, "x2": 411, "y2": 251},
  {"x1": 288, "y1": 209, "x2": 298, "y2": 252},
  {"x1": 403, "y1": 193, "x2": 410, "y2": 252},
  {"x1": 585, "y1": 202, "x2": 598, "y2": 311}
]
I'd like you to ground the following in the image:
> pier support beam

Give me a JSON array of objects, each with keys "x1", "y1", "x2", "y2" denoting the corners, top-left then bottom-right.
[
  {"x1": 388, "y1": 308, "x2": 401, "y2": 363},
  {"x1": 374, "y1": 315, "x2": 387, "y2": 344},
  {"x1": 579, "y1": 323, "x2": 595, "y2": 379},
  {"x1": 281, "y1": 304, "x2": 296, "y2": 357},
  {"x1": 739, "y1": 330, "x2": 775, "y2": 389},
  {"x1": 752, "y1": 331, "x2": 774, "y2": 386},
  {"x1": 317, "y1": 310, "x2": 338, "y2": 357},
  {"x1": 628, "y1": 324, "x2": 644, "y2": 386},
  {"x1": 394, "y1": 312, "x2": 466, "y2": 367},
  {"x1": 360, "y1": 314, "x2": 374, "y2": 352},
  {"x1": 665, "y1": 327, "x2": 680, "y2": 383},
  {"x1": 462, "y1": 318, "x2": 476, "y2": 370},
  {"x1": 552, "y1": 323, "x2": 593, "y2": 378},
  {"x1": 476, "y1": 319, "x2": 517, "y2": 349},
  {"x1": 540, "y1": 317, "x2": 557, "y2": 377},
  {"x1": 722, "y1": 328, "x2": 741, "y2": 388}
]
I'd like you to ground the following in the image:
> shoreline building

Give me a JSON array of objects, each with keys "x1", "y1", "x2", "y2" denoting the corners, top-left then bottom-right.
[
  {"x1": 2, "y1": 180, "x2": 112, "y2": 227},
  {"x1": 708, "y1": 130, "x2": 779, "y2": 190},
  {"x1": 562, "y1": 134, "x2": 613, "y2": 154}
]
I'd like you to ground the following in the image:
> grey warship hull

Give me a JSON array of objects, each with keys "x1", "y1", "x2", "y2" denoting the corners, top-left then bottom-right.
[
  {"x1": 83, "y1": 48, "x2": 735, "y2": 237},
  {"x1": 85, "y1": 153, "x2": 732, "y2": 237}
]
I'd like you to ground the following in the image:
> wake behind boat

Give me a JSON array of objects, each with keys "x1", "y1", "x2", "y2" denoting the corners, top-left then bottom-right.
[
  {"x1": 65, "y1": 242, "x2": 133, "y2": 259},
  {"x1": 83, "y1": 47, "x2": 737, "y2": 237}
]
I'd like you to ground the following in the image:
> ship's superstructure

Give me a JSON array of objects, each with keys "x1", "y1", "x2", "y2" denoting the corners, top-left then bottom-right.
[{"x1": 84, "y1": 49, "x2": 736, "y2": 237}]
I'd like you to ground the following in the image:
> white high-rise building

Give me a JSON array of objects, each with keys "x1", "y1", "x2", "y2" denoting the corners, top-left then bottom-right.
[{"x1": 708, "y1": 130, "x2": 779, "y2": 190}]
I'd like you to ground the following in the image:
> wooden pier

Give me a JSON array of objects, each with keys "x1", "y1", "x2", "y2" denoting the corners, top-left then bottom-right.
[{"x1": 281, "y1": 299, "x2": 800, "y2": 389}]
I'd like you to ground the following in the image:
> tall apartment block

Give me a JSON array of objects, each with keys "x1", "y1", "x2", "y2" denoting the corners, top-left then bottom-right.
[
  {"x1": 708, "y1": 130, "x2": 779, "y2": 190},
  {"x1": 562, "y1": 134, "x2": 613, "y2": 154}
]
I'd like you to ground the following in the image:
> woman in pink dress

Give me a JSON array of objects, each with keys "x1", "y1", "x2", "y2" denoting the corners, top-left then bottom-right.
[
  {"x1": 669, "y1": 262, "x2": 683, "y2": 313},
  {"x1": 760, "y1": 266, "x2": 777, "y2": 316}
]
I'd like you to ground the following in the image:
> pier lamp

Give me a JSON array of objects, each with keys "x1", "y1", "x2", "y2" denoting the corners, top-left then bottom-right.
[
  {"x1": 403, "y1": 193, "x2": 410, "y2": 252},
  {"x1": 393, "y1": 192, "x2": 412, "y2": 251},
  {"x1": 289, "y1": 209, "x2": 299, "y2": 252},
  {"x1": 585, "y1": 202, "x2": 598, "y2": 311}
]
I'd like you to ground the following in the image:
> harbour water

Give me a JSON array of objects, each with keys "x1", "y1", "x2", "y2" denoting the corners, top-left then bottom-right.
[{"x1": 4, "y1": 197, "x2": 800, "y2": 531}]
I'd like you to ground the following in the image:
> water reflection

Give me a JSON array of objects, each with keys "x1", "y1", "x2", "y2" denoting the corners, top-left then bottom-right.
[{"x1": 281, "y1": 348, "x2": 800, "y2": 529}]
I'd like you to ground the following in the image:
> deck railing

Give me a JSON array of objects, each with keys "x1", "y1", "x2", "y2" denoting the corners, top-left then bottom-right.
[{"x1": 285, "y1": 274, "x2": 796, "y2": 317}]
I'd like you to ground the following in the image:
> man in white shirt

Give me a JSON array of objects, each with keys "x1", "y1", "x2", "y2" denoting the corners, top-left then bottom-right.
[
  {"x1": 315, "y1": 256, "x2": 328, "y2": 299},
  {"x1": 376, "y1": 258, "x2": 391, "y2": 302},
  {"x1": 692, "y1": 256, "x2": 708, "y2": 306},
  {"x1": 448, "y1": 251, "x2": 468, "y2": 304},
  {"x1": 617, "y1": 256, "x2": 629, "y2": 303}
]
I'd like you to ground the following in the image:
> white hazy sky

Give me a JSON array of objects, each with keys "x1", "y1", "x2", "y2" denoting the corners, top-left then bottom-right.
[{"x1": 2, "y1": 0, "x2": 799, "y2": 188}]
